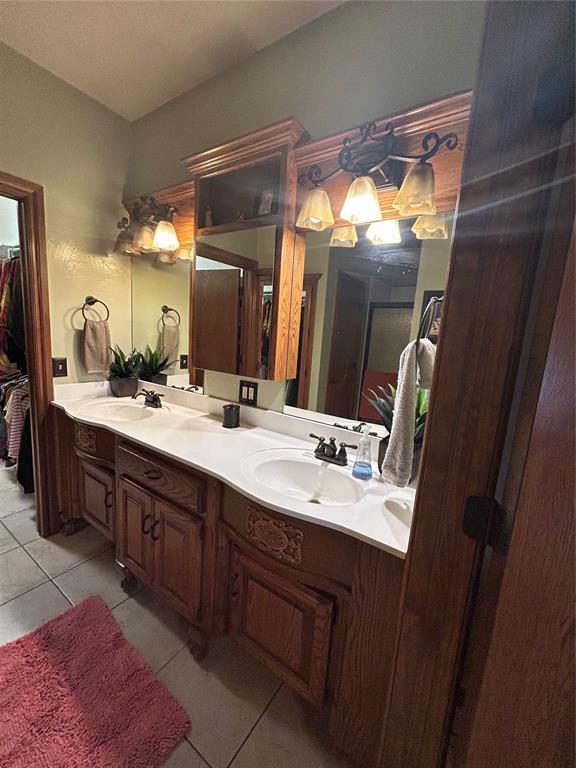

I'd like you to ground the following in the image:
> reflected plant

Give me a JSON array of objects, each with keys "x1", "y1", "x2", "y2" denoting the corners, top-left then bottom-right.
[
  {"x1": 365, "y1": 384, "x2": 429, "y2": 444},
  {"x1": 137, "y1": 346, "x2": 175, "y2": 379}
]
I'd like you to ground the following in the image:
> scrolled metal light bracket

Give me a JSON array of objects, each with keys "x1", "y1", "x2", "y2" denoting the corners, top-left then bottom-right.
[{"x1": 298, "y1": 121, "x2": 458, "y2": 188}]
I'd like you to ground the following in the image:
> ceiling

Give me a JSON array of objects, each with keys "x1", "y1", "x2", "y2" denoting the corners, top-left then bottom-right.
[{"x1": 0, "y1": 0, "x2": 343, "y2": 121}]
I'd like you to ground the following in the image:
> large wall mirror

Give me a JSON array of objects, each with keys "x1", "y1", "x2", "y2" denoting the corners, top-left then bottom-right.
[
  {"x1": 194, "y1": 225, "x2": 275, "y2": 378},
  {"x1": 284, "y1": 216, "x2": 453, "y2": 429},
  {"x1": 130, "y1": 224, "x2": 276, "y2": 385},
  {"x1": 131, "y1": 252, "x2": 192, "y2": 386}
]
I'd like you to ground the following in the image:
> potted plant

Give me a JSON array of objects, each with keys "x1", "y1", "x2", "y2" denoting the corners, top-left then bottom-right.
[
  {"x1": 137, "y1": 346, "x2": 176, "y2": 385},
  {"x1": 365, "y1": 384, "x2": 429, "y2": 480},
  {"x1": 108, "y1": 346, "x2": 141, "y2": 397}
]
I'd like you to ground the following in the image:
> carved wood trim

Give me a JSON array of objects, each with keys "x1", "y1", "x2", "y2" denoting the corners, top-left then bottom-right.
[
  {"x1": 182, "y1": 118, "x2": 309, "y2": 177},
  {"x1": 74, "y1": 424, "x2": 97, "y2": 454},
  {"x1": 245, "y1": 506, "x2": 304, "y2": 565}
]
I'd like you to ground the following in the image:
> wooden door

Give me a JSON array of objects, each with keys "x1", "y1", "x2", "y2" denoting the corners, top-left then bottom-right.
[
  {"x1": 453, "y1": 243, "x2": 575, "y2": 768},
  {"x1": 78, "y1": 459, "x2": 115, "y2": 540},
  {"x1": 154, "y1": 498, "x2": 203, "y2": 621},
  {"x1": 380, "y1": 3, "x2": 575, "y2": 767},
  {"x1": 229, "y1": 550, "x2": 333, "y2": 705},
  {"x1": 193, "y1": 268, "x2": 240, "y2": 374},
  {"x1": 325, "y1": 271, "x2": 369, "y2": 419},
  {"x1": 117, "y1": 478, "x2": 155, "y2": 585}
]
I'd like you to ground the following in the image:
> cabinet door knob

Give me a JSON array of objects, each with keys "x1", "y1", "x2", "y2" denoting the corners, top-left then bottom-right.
[
  {"x1": 105, "y1": 490, "x2": 113, "y2": 509},
  {"x1": 141, "y1": 513, "x2": 153, "y2": 535},
  {"x1": 150, "y1": 520, "x2": 160, "y2": 541}
]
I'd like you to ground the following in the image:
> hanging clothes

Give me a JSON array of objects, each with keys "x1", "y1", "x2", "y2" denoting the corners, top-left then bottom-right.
[
  {"x1": 6, "y1": 259, "x2": 26, "y2": 373},
  {"x1": 17, "y1": 409, "x2": 34, "y2": 494}
]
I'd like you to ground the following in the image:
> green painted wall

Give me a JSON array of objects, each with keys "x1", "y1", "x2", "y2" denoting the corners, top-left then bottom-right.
[
  {"x1": 128, "y1": 1, "x2": 486, "y2": 197},
  {"x1": 0, "y1": 42, "x2": 133, "y2": 382}
]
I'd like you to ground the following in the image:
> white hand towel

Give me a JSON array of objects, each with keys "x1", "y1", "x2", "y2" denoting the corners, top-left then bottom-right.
[
  {"x1": 83, "y1": 319, "x2": 112, "y2": 375},
  {"x1": 381, "y1": 338, "x2": 436, "y2": 487},
  {"x1": 161, "y1": 325, "x2": 180, "y2": 373}
]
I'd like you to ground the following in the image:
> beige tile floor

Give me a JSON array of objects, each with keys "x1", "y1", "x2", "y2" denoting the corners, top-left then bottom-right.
[{"x1": 0, "y1": 464, "x2": 355, "y2": 768}]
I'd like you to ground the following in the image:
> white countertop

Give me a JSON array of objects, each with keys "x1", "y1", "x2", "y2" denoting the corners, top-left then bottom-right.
[{"x1": 53, "y1": 383, "x2": 414, "y2": 558}]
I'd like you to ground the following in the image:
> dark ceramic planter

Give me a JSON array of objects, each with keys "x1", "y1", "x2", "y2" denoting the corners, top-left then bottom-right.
[
  {"x1": 109, "y1": 377, "x2": 139, "y2": 398},
  {"x1": 378, "y1": 436, "x2": 422, "y2": 484},
  {"x1": 140, "y1": 373, "x2": 168, "y2": 386}
]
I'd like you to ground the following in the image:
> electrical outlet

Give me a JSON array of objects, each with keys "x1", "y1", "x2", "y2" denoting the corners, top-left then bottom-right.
[
  {"x1": 52, "y1": 357, "x2": 68, "y2": 378},
  {"x1": 239, "y1": 379, "x2": 258, "y2": 406},
  {"x1": 179, "y1": 354, "x2": 189, "y2": 370}
]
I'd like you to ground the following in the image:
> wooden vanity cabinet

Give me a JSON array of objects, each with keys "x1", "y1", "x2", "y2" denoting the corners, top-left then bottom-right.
[
  {"x1": 115, "y1": 441, "x2": 211, "y2": 645},
  {"x1": 229, "y1": 549, "x2": 333, "y2": 705},
  {"x1": 77, "y1": 459, "x2": 115, "y2": 540},
  {"x1": 117, "y1": 477, "x2": 203, "y2": 620}
]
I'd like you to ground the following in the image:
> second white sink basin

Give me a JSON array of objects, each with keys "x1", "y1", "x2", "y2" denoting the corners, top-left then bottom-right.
[
  {"x1": 242, "y1": 448, "x2": 365, "y2": 506},
  {"x1": 77, "y1": 399, "x2": 155, "y2": 422}
]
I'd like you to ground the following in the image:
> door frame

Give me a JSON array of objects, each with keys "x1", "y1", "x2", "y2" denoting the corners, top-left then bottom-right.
[
  {"x1": 379, "y1": 2, "x2": 575, "y2": 766},
  {"x1": 0, "y1": 170, "x2": 54, "y2": 536}
]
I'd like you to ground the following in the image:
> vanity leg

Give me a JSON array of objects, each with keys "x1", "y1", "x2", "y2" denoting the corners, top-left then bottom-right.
[
  {"x1": 120, "y1": 569, "x2": 139, "y2": 596},
  {"x1": 60, "y1": 516, "x2": 88, "y2": 536},
  {"x1": 187, "y1": 625, "x2": 208, "y2": 661}
]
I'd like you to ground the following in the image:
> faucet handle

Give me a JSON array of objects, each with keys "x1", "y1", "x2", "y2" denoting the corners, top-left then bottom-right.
[
  {"x1": 339, "y1": 442, "x2": 358, "y2": 450},
  {"x1": 309, "y1": 433, "x2": 325, "y2": 443}
]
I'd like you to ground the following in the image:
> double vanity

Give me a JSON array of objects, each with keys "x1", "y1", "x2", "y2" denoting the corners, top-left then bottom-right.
[{"x1": 50, "y1": 382, "x2": 414, "y2": 767}]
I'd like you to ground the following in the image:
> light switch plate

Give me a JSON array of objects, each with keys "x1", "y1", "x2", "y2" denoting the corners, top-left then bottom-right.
[
  {"x1": 52, "y1": 357, "x2": 68, "y2": 377},
  {"x1": 239, "y1": 379, "x2": 258, "y2": 406},
  {"x1": 180, "y1": 354, "x2": 189, "y2": 370}
]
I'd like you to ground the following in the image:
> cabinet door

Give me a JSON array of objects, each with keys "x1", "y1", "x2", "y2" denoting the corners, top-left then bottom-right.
[
  {"x1": 154, "y1": 499, "x2": 203, "y2": 621},
  {"x1": 229, "y1": 550, "x2": 333, "y2": 705},
  {"x1": 78, "y1": 459, "x2": 115, "y2": 540},
  {"x1": 117, "y1": 478, "x2": 155, "y2": 585}
]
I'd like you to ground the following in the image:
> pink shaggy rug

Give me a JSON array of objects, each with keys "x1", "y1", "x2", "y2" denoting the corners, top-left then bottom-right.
[{"x1": 0, "y1": 596, "x2": 190, "y2": 767}]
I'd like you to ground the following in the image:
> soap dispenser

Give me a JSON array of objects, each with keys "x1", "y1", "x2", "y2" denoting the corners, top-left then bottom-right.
[{"x1": 352, "y1": 425, "x2": 373, "y2": 480}]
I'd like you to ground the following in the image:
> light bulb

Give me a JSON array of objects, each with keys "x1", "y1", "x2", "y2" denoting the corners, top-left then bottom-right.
[
  {"x1": 340, "y1": 176, "x2": 382, "y2": 224},
  {"x1": 152, "y1": 220, "x2": 180, "y2": 251},
  {"x1": 366, "y1": 219, "x2": 402, "y2": 245}
]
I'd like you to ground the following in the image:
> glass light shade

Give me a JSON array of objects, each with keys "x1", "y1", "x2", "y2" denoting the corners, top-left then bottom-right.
[
  {"x1": 412, "y1": 213, "x2": 448, "y2": 240},
  {"x1": 392, "y1": 161, "x2": 436, "y2": 216},
  {"x1": 132, "y1": 224, "x2": 155, "y2": 252},
  {"x1": 366, "y1": 219, "x2": 402, "y2": 245},
  {"x1": 152, "y1": 220, "x2": 180, "y2": 251},
  {"x1": 296, "y1": 186, "x2": 334, "y2": 231},
  {"x1": 329, "y1": 225, "x2": 358, "y2": 248},
  {"x1": 113, "y1": 228, "x2": 134, "y2": 255},
  {"x1": 340, "y1": 175, "x2": 382, "y2": 224},
  {"x1": 176, "y1": 247, "x2": 194, "y2": 261}
]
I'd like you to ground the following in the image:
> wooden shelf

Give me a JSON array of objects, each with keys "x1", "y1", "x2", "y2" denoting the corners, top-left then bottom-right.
[{"x1": 197, "y1": 214, "x2": 279, "y2": 237}]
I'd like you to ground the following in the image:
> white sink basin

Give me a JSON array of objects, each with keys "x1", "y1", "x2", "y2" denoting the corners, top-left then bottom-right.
[
  {"x1": 242, "y1": 448, "x2": 365, "y2": 506},
  {"x1": 77, "y1": 399, "x2": 155, "y2": 422}
]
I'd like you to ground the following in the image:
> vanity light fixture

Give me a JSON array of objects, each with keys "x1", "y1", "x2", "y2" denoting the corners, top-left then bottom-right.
[
  {"x1": 366, "y1": 218, "x2": 402, "y2": 245},
  {"x1": 392, "y1": 161, "x2": 436, "y2": 216},
  {"x1": 340, "y1": 175, "x2": 382, "y2": 224},
  {"x1": 296, "y1": 121, "x2": 457, "y2": 231},
  {"x1": 296, "y1": 185, "x2": 334, "y2": 231},
  {"x1": 329, "y1": 225, "x2": 358, "y2": 248},
  {"x1": 152, "y1": 220, "x2": 180, "y2": 251},
  {"x1": 412, "y1": 213, "x2": 448, "y2": 240},
  {"x1": 113, "y1": 195, "x2": 179, "y2": 256}
]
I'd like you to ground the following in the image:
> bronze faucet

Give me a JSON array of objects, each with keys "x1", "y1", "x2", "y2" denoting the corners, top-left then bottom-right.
[{"x1": 132, "y1": 389, "x2": 164, "y2": 408}]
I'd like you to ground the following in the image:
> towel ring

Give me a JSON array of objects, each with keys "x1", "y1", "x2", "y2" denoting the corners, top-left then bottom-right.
[
  {"x1": 82, "y1": 295, "x2": 110, "y2": 321},
  {"x1": 417, "y1": 296, "x2": 442, "y2": 343},
  {"x1": 161, "y1": 305, "x2": 181, "y2": 327}
]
